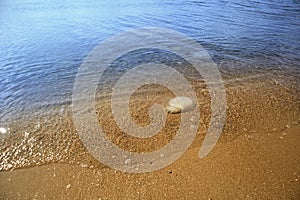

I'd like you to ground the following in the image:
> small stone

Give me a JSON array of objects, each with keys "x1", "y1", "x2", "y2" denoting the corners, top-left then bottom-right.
[
  {"x1": 286, "y1": 124, "x2": 291, "y2": 128},
  {"x1": 0, "y1": 127, "x2": 7, "y2": 134},
  {"x1": 125, "y1": 159, "x2": 131, "y2": 165},
  {"x1": 166, "y1": 96, "x2": 195, "y2": 114},
  {"x1": 24, "y1": 132, "x2": 30, "y2": 138},
  {"x1": 80, "y1": 163, "x2": 88, "y2": 168},
  {"x1": 279, "y1": 136, "x2": 284, "y2": 139},
  {"x1": 282, "y1": 132, "x2": 287, "y2": 136},
  {"x1": 66, "y1": 184, "x2": 71, "y2": 189}
]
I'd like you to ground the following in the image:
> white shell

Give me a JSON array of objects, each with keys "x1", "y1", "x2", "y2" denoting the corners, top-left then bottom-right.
[{"x1": 166, "y1": 96, "x2": 195, "y2": 114}]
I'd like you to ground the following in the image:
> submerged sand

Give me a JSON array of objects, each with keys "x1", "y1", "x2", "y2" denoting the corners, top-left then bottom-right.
[{"x1": 0, "y1": 64, "x2": 299, "y2": 199}]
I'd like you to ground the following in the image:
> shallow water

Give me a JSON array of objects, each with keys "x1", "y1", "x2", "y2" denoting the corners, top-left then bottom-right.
[
  {"x1": 0, "y1": 0, "x2": 300, "y2": 171},
  {"x1": 0, "y1": 0, "x2": 300, "y2": 120}
]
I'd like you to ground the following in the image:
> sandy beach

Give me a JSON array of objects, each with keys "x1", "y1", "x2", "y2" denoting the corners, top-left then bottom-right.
[
  {"x1": 0, "y1": 65, "x2": 299, "y2": 199},
  {"x1": 0, "y1": 125, "x2": 299, "y2": 199},
  {"x1": 1, "y1": 0, "x2": 300, "y2": 199}
]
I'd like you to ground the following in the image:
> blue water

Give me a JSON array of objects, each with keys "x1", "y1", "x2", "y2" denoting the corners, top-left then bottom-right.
[{"x1": 0, "y1": 0, "x2": 300, "y2": 121}]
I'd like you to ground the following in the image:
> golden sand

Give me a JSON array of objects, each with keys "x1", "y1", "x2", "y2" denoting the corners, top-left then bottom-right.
[{"x1": 0, "y1": 65, "x2": 299, "y2": 199}]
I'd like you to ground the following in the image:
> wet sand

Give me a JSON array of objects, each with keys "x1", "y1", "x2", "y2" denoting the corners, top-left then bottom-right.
[
  {"x1": 0, "y1": 124, "x2": 299, "y2": 199},
  {"x1": 0, "y1": 65, "x2": 299, "y2": 199}
]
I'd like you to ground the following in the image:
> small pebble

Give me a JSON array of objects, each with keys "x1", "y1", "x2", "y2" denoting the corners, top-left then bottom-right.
[
  {"x1": 66, "y1": 184, "x2": 71, "y2": 189},
  {"x1": 24, "y1": 132, "x2": 30, "y2": 138},
  {"x1": 125, "y1": 159, "x2": 131, "y2": 165},
  {"x1": 0, "y1": 127, "x2": 7, "y2": 134},
  {"x1": 80, "y1": 163, "x2": 88, "y2": 168}
]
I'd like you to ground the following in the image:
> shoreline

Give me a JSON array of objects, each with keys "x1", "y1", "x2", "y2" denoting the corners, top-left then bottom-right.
[
  {"x1": 0, "y1": 66, "x2": 299, "y2": 171},
  {"x1": 0, "y1": 65, "x2": 299, "y2": 198}
]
